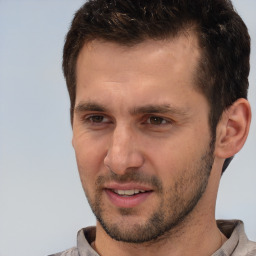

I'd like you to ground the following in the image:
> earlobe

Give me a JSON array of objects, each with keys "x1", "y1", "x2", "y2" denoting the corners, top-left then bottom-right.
[{"x1": 214, "y1": 98, "x2": 251, "y2": 159}]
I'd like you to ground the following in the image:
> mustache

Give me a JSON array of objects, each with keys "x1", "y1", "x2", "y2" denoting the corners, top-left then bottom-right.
[{"x1": 95, "y1": 170, "x2": 163, "y2": 192}]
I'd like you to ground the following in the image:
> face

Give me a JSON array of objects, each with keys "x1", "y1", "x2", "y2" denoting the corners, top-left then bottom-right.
[{"x1": 73, "y1": 35, "x2": 214, "y2": 243}]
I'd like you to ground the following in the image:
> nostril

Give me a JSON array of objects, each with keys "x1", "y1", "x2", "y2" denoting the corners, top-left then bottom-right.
[
  {"x1": 104, "y1": 164, "x2": 114, "y2": 173},
  {"x1": 104, "y1": 146, "x2": 145, "y2": 175}
]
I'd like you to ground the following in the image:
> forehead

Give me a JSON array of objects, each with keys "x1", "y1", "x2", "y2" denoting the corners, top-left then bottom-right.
[
  {"x1": 75, "y1": 33, "x2": 202, "y2": 108},
  {"x1": 77, "y1": 31, "x2": 200, "y2": 78}
]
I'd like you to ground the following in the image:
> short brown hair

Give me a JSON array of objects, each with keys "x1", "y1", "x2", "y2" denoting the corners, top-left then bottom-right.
[{"x1": 63, "y1": 0, "x2": 250, "y2": 172}]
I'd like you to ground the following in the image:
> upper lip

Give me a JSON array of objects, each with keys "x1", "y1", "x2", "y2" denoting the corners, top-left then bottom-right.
[{"x1": 104, "y1": 182, "x2": 153, "y2": 191}]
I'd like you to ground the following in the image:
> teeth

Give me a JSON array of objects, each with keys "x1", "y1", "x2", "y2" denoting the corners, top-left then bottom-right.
[{"x1": 114, "y1": 189, "x2": 146, "y2": 196}]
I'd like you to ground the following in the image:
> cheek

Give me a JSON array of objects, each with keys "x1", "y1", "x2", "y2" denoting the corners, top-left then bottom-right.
[
  {"x1": 73, "y1": 135, "x2": 107, "y2": 187},
  {"x1": 145, "y1": 136, "x2": 204, "y2": 186},
  {"x1": 146, "y1": 141, "x2": 190, "y2": 173}
]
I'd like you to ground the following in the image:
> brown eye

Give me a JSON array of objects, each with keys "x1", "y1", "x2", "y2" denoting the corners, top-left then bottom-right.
[
  {"x1": 90, "y1": 115, "x2": 104, "y2": 123},
  {"x1": 148, "y1": 116, "x2": 167, "y2": 125},
  {"x1": 84, "y1": 115, "x2": 110, "y2": 124}
]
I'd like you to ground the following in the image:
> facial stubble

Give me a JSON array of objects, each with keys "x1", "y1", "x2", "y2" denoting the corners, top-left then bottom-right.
[{"x1": 82, "y1": 142, "x2": 214, "y2": 244}]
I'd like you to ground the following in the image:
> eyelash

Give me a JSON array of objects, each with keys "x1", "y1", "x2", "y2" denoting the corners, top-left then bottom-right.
[
  {"x1": 143, "y1": 116, "x2": 171, "y2": 125},
  {"x1": 81, "y1": 114, "x2": 172, "y2": 127},
  {"x1": 82, "y1": 114, "x2": 111, "y2": 124}
]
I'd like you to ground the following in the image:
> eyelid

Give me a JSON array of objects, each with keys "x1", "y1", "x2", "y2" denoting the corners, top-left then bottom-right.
[
  {"x1": 143, "y1": 115, "x2": 173, "y2": 125},
  {"x1": 82, "y1": 113, "x2": 112, "y2": 124}
]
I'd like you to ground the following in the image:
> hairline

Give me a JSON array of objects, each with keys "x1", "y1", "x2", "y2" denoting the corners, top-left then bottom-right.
[{"x1": 70, "y1": 23, "x2": 209, "y2": 121}]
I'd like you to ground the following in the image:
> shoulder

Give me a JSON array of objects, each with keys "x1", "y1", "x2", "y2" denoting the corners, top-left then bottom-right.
[
  {"x1": 48, "y1": 247, "x2": 79, "y2": 256},
  {"x1": 233, "y1": 241, "x2": 256, "y2": 256},
  {"x1": 48, "y1": 226, "x2": 97, "y2": 256},
  {"x1": 235, "y1": 221, "x2": 256, "y2": 256},
  {"x1": 236, "y1": 240, "x2": 256, "y2": 256},
  {"x1": 217, "y1": 220, "x2": 256, "y2": 256}
]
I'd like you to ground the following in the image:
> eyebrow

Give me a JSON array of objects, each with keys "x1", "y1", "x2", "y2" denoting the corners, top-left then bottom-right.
[
  {"x1": 130, "y1": 104, "x2": 188, "y2": 116},
  {"x1": 74, "y1": 102, "x2": 108, "y2": 113},
  {"x1": 74, "y1": 101, "x2": 188, "y2": 117}
]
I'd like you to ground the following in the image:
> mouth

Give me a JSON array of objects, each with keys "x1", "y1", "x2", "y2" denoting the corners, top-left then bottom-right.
[
  {"x1": 111, "y1": 189, "x2": 147, "y2": 197},
  {"x1": 104, "y1": 185, "x2": 153, "y2": 208}
]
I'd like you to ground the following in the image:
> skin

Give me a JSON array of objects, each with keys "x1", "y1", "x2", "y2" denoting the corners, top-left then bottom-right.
[{"x1": 72, "y1": 32, "x2": 251, "y2": 256}]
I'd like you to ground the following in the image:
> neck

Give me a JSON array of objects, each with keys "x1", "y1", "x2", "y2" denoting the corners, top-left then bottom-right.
[{"x1": 93, "y1": 211, "x2": 225, "y2": 256}]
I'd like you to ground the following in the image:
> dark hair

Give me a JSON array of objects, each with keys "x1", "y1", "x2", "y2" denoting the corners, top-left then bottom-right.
[{"x1": 63, "y1": 0, "x2": 250, "y2": 173}]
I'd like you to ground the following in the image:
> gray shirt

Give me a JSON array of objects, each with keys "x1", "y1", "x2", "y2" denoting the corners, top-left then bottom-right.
[{"x1": 49, "y1": 220, "x2": 256, "y2": 256}]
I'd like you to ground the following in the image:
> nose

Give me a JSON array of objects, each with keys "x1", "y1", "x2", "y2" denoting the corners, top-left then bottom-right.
[{"x1": 104, "y1": 125, "x2": 144, "y2": 175}]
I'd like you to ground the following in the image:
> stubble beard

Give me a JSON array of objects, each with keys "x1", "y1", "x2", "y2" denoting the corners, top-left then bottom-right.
[{"x1": 83, "y1": 141, "x2": 215, "y2": 244}]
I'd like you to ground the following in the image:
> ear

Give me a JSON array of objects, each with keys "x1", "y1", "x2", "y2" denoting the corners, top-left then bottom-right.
[{"x1": 214, "y1": 98, "x2": 251, "y2": 159}]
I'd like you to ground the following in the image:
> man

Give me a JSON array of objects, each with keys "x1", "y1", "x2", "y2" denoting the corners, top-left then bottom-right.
[{"x1": 51, "y1": 0, "x2": 255, "y2": 255}]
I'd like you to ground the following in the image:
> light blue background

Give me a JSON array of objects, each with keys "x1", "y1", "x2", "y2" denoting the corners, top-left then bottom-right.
[{"x1": 0, "y1": 1, "x2": 255, "y2": 256}]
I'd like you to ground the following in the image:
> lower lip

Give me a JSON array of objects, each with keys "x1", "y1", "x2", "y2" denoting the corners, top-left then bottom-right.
[{"x1": 105, "y1": 189, "x2": 152, "y2": 208}]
